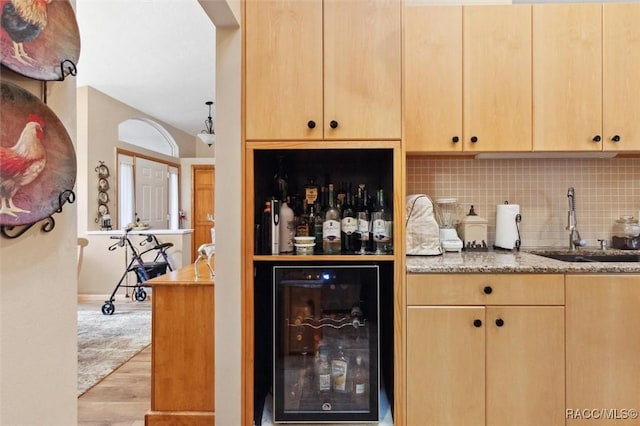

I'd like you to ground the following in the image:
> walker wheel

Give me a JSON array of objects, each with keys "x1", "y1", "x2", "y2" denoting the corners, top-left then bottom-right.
[
  {"x1": 101, "y1": 302, "x2": 115, "y2": 315},
  {"x1": 134, "y1": 288, "x2": 147, "y2": 302}
]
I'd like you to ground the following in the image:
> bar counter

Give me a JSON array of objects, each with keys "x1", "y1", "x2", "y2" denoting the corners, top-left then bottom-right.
[{"x1": 145, "y1": 259, "x2": 215, "y2": 426}]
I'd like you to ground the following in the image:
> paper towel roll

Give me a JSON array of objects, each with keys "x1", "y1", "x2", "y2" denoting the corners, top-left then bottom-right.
[{"x1": 495, "y1": 203, "x2": 520, "y2": 249}]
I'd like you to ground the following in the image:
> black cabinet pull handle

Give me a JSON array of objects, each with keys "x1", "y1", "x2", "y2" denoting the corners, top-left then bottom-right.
[
  {"x1": 452, "y1": 136, "x2": 460, "y2": 143},
  {"x1": 307, "y1": 120, "x2": 316, "y2": 129},
  {"x1": 471, "y1": 136, "x2": 478, "y2": 143},
  {"x1": 612, "y1": 135, "x2": 621, "y2": 142},
  {"x1": 329, "y1": 120, "x2": 339, "y2": 129},
  {"x1": 593, "y1": 135, "x2": 601, "y2": 142},
  {"x1": 495, "y1": 318, "x2": 504, "y2": 327},
  {"x1": 483, "y1": 286, "x2": 493, "y2": 295},
  {"x1": 473, "y1": 319, "x2": 482, "y2": 328}
]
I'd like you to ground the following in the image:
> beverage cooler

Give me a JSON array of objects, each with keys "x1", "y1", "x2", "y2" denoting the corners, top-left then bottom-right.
[{"x1": 273, "y1": 265, "x2": 379, "y2": 423}]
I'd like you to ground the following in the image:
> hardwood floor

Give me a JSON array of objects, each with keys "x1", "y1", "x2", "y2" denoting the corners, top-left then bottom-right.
[{"x1": 78, "y1": 299, "x2": 151, "y2": 426}]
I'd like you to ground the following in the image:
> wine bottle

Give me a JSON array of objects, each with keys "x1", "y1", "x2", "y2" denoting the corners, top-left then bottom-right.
[
  {"x1": 356, "y1": 184, "x2": 369, "y2": 254},
  {"x1": 353, "y1": 356, "x2": 366, "y2": 396},
  {"x1": 260, "y1": 200, "x2": 271, "y2": 254},
  {"x1": 372, "y1": 189, "x2": 392, "y2": 254},
  {"x1": 322, "y1": 184, "x2": 341, "y2": 254},
  {"x1": 341, "y1": 184, "x2": 357, "y2": 253},
  {"x1": 273, "y1": 155, "x2": 288, "y2": 201},
  {"x1": 313, "y1": 201, "x2": 323, "y2": 252}
]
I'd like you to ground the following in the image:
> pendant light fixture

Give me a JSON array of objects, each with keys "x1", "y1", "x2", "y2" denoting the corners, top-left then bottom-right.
[{"x1": 197, "y1": 101, "x2": 215, "y2": 147}]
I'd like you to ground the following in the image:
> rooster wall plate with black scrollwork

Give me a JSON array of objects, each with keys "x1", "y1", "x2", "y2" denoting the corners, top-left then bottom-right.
[
  {"x1": 0, "y1": 0, "x2": 81, "y2": 81},
  {"x1": 0, "y1": 81, "x2": 76, "y2": 226}
]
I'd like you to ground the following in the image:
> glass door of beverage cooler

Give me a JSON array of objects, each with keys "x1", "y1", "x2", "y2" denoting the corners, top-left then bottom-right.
[{"x1": 273, "y1": 265, "x2": 379, "y2": 423}]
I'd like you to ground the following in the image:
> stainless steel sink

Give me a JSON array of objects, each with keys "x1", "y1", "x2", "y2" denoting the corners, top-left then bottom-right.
[{"x1": 532, "y1": 253, "x2": 640, "y2": 263}]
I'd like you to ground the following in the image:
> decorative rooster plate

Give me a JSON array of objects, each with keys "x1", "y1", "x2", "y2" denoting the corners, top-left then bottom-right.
[
  {"x1": 0, "y1": 0, "x2": 81, "y2": 81},
  {"x1": 0, "y1": 81, "x2": 76, "y2": 226}
]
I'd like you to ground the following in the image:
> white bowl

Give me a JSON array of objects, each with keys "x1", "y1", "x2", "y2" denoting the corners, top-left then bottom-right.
[{"x1": 294, "y1": 236, "x2": 315, "y2": 243}]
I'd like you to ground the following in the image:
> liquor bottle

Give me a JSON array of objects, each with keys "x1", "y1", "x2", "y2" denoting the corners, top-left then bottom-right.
[
  {"x1": 322, "y1": 184, "x2": 341, "y2": 254},
  {"x1": 331, "y1": 345, "x2": 348, "y2": 392},
  {"x1": 313, "y1": 201, "x2": 324, "y2": 252},
  {"x1": 341, "y1": 184, "x2": 357, "y2": 253},
  {"x1": 304, "y1": 176, "x2": 319, "y2": 206},
  {"x1": 353, "y1": 355, "x2": 366, "y2": 396},
  {"x1": 273, "y1": 155, "x2": 288, "y2": 201},
  {"x1": 317, "y1": 346, "x2": 331, "y2": 393},
  {"x1": 356, "y1": 184, "x2": 370, "y2": 254},
  {"x1": 371, "y1": 189, "x2": 392, "y2": 254},
  {"x1": 296, "y1": 200, "x2": 310, "y2": 237},
  {"x1": 279, "y1": 198, "x2": 295, "y2": 253},
  {"x1": 260, "y1": 200, "x2": 271, "y2": 254}
]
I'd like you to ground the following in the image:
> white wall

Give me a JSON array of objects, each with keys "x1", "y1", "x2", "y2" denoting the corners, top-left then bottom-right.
[
  {"x1": 209, "y1": 7, "x2": 242, "y2": 425},
  {"x1": 0, "y1": 74, "x2": 78, "y2": 424}
]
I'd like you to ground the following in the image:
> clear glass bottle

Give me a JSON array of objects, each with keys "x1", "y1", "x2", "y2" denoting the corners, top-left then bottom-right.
[
  {"x1": 322, "y1": 184, "x2": 341, "y2": 254},
  {"x1": 279, "y1": 198, "x2": 295, "y2": 253},
  {"x1": 353, "y1": 355, "x2": 366, "y2": 396},
  {"x1": 331, "y1": 345, "x2": 348, "y2": 393},
  {"x1": 371, "y1": 189, "x2": 392, "y2": 254},
  {"x1": 317, "y1": 346, "x2": 331, "y2": 393}
]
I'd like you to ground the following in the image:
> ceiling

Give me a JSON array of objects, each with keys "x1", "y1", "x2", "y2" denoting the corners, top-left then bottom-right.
[{"x1": 75, "y1": 0, "x2": 216, "y2": 137}]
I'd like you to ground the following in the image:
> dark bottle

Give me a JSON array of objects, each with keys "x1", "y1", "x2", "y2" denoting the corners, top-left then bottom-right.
[
  {"x1": 313, "y1": 201, "x2": 323, "y2": 252},
  {"x1": 304, "y1": 176, "x2": 319, "y2": 206},
  {"x1": 260, "y1": 200, "x2": 272, "y2": 254},
  {"x1": 341, "y1": 184, "x2": 357, "y2": 253},
  {"x1": 273, "y1": 155, "x2": 288, "y2": 201}
]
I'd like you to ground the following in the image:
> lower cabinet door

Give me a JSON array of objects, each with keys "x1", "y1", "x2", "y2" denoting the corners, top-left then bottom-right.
[
  {"x1": 486, "y1": 306, "x2": 565, "y2": 426},
  {"x1": 566, "y1": 275, "x2": 640, "y2": 424},
  {"x1": 407, "y1": 306, "x2": 485, "y2": 426}
]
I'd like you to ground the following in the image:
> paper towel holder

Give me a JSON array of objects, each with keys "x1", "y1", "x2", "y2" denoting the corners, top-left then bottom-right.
[{"x1": 494, "y1": 201, "x2": 522, "y2": 251}]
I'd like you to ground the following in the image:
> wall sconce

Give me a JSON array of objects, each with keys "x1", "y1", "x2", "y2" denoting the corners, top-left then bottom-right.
[{"x1": 197, "y1": 101, "x2": 215, "y2": 147}]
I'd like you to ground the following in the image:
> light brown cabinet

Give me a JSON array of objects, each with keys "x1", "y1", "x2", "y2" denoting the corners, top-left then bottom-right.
[
  {"x1": 566, "y1": 274, "x2": 640, "y2": 424},
  {"x1": 603, "y1": 3, "x2": 640, "y2": 151},
  {"x1": 404, "y1": 5, "x2": 531, "y2": 153},
  {"x1": 406, "y1": 274, "x2": 565, "y2": 426},
  {"x1": 245, "y1": 0, "x2": 401, "y2": 141},
  {"x1": 533, "y1": 3, "x2": 602, "y2": 152}
]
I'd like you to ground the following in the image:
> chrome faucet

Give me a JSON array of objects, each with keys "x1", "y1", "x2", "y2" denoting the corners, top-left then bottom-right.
[{"x1": 567, "y1": 187, "x2": 586, "y2": 249}]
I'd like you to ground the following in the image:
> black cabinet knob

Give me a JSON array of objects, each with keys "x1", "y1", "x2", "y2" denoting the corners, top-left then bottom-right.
[
  {"x1": 307, "y1": 120, "x2": 316, "y2": 129},
  {"x1": 473, "y1": 319, "x2": 483, "y2": 328},
  {"x1": 495, "y1": 318, "x2": 504, "y2": 327},
  {"x1": 471, "y1": 136, "x2": 478, "y2": 143},
  {"x1": 452, "y1": 136, "x2": 460, "y2": 143},
  {"x1": 329, "y1": 120, "x2": 339, "y2": 129},
  {"x1": 612, "y1": 135, "x2": 621, "y2": 142},
  {"x1": 593, "y1": 135, "x2": 601, "y2": 142},
  {"x1": 483, "y1": 286, "x2": 493, "y2": 295}
]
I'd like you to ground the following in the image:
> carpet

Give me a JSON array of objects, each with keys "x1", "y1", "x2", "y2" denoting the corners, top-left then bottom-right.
[{"x1": 77, "y1": 303, "x2": 151, "y2": 396}]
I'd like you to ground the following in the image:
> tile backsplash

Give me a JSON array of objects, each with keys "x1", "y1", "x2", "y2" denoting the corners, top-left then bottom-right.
[{"x1": 407, "y1": 157, "x2": 640, "y2": 248}]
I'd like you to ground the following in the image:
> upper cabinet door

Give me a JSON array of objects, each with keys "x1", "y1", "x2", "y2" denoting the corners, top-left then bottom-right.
[
  {"x1": 404, "y1": 6, "x2": 462, "y2": 153},
  {"x1": 603, "y1": 3, "x2": 640, "y2": 152},
  {"x1": 324, "y1": 0, "x2": 401, "y2": 140},
  {"x1": 245, "y1": 0, "x2": 323, "y2": 141},
  {"x1": 533, "y1": 4, "x2": 602, "y2": 152},
  {"x1": 464, "y1": 5, "x2": 532, "y2": 153}
]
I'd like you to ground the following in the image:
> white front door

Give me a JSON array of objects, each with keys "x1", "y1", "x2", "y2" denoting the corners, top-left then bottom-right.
[{"x1": 135, "y1": 157, "x2": 168, "y2": 229}]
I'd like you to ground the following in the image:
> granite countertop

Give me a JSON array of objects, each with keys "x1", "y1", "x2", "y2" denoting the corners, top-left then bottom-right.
[{"x1": 406, "y1": 248, "x2": 640, "y2": 274}]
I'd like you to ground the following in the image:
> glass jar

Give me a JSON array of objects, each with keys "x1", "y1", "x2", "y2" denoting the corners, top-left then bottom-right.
[{"x1": 612, "y1": 216, "x2": 640, "y2": 238}]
